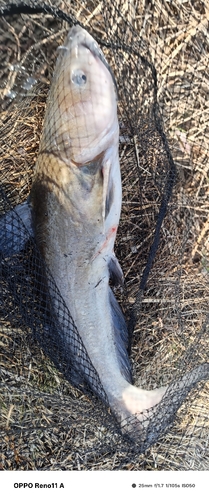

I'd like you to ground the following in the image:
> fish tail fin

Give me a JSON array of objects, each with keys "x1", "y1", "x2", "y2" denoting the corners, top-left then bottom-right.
[{"x1": 109, "y1": 287, "x2": 132, "y2": 384}]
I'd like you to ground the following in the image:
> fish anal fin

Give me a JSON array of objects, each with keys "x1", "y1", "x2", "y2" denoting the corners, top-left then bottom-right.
[{"x1": 109, "y1": 288, "x2": 132, "y2": 384}]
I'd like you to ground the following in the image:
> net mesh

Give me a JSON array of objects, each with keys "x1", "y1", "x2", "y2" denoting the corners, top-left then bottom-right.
[{"x1": 0, "y1": 0, "x2": 209, "y2": 470}]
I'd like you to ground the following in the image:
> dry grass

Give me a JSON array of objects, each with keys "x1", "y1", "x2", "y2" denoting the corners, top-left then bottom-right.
[{"x1": 0, "y1": 0, "x2": 209, "y2": 470}]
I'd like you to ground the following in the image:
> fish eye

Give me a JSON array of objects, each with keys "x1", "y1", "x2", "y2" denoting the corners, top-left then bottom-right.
[{"x1": 71, "y1": 70, "x2": 87, "y2": 86}]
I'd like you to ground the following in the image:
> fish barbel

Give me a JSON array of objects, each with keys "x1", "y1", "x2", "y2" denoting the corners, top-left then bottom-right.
[{"x1": 31, "y1": 25, "x2": 166, "y2": 429}]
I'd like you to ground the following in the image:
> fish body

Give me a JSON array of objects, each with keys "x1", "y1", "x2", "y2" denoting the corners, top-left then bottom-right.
[{"x1": 31, "y1": 25, "x2": 166, "y2": 428}]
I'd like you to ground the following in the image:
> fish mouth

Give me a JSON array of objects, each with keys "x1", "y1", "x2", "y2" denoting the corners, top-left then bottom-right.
[
  {"x1": 80, "y1": 40, "x2": 118, "y2": 97},
  {"x1": 67, "y1": 25, "x2": 118, "y2": 96}
]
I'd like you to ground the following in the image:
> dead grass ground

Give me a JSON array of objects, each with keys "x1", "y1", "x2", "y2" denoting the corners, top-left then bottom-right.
[{"x1": 0, "y1": 0, "x2": 208, "y2": 470}]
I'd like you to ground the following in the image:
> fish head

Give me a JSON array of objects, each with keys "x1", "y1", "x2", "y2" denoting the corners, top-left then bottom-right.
[{"x1": 40, "y1": 25, "x2": 119, "y2": 165}]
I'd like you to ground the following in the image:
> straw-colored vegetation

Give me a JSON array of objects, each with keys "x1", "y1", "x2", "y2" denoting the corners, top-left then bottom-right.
[{"x1": 0, "y1": 0, "x2": 208, "y2": 470}]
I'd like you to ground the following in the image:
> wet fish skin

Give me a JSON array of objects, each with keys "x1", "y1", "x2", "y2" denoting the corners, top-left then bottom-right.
[{"x1": 31, "y1": 25, "x2": 166, "y2": 430}]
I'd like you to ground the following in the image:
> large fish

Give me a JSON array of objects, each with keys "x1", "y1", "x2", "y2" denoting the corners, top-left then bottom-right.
[
  {"x1": 1, "y1": 24, "x2": 209, "y2": 440},
  {"x1": 30, "y1": 25, "x2": 166, "y2": 429}
]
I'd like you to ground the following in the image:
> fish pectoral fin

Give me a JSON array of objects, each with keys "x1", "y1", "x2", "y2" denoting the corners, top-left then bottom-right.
[
  {"x1": 102, "y1": 159, "x2": 111, "y2": 226},
  {"x1": 109, "y1": 254, "x2": 124, "y2": 286}
]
